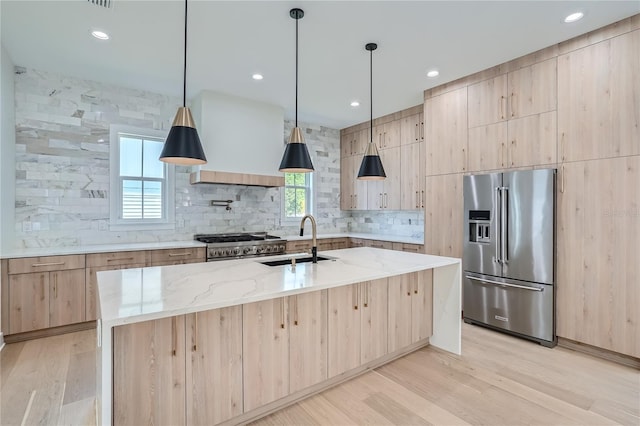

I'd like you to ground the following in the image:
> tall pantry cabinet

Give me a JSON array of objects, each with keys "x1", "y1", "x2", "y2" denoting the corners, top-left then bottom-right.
[{"x1": 421, "y1": 17, "x2": 639, "y2": 358}]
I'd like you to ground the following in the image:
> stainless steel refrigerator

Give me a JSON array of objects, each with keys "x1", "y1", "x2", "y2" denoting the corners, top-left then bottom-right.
[{"x1": 463, "y1": 168, "x2": 556, "y2": 346}]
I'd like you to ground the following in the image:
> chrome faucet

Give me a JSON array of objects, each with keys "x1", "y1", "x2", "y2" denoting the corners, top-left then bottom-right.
[{"x1": 299, "y1": 214, "x2": 317, "y2": 263}]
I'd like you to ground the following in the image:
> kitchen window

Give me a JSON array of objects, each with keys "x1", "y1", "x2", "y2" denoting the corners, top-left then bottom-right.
[
  {"x1": 283, "y1": 172, "x2": 313, "y2": 219},
  {"x1": 109, "y1": 125, "x2": 174, "y2": 230}
]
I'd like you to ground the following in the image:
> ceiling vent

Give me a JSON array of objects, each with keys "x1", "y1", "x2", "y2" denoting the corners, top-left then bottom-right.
[{"x1": 87, "y1": 0, "x2": 112, "y2": 9}]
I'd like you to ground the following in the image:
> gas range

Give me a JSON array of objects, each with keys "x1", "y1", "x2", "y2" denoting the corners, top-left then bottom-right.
[{"x1": 194, "y1": 232, "x2": 286, "y2": 261}]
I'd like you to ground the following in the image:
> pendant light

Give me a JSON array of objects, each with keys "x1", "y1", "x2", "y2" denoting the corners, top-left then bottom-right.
[
  {"x1": 160, "y1": 0, "x2": 207, "y2": 165},
  {"x1": 357, "y1": 43, "x2": 386, "y2": 180},
  {"x1": 279, "y1": 8, "x2": 314, "y2": 173}
]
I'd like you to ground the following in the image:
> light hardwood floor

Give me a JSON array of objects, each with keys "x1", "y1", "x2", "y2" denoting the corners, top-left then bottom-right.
[{"x1": 1, "y1": 324, "x2": 638, "y2": 425}]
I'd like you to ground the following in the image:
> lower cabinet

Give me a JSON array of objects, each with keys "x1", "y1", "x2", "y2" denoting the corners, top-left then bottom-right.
[
  {"x1": 8, "y1": 268, "x2": 85, "y2": 334},
  {"x1": 388, "y1": 270, "x2": 433, "y2": 352},
  {"x1": 328, "y1": 279, "x2": 389, "y2": 377},
  {"x1": 243, "y1": 298, "x2": 289, "y2": 411},
  {"x1": 113, "y1": 316, "x2": 187, "y2": 426},
  {"x1": 113, "y1": 306, "x2": 244, "y2": 426}
]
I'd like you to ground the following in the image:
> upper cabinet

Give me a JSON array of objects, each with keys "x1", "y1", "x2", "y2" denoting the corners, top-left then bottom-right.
[
  {"x1": 341, "y1": 129, "x2": 368, "y2": 158},
  {"x1": 400, "y1": 113, "x2": 424, "y2": 145},
  {"x1": 558, "y1": 30, "x2": 640, "y2": 162},
  {"x1": 425, "y1": 87, "x2": 468, "y2": 176},
  {"x1": 374, "y1": 120, "x2": 401, "y2": 150},
  {"x1": 468, "y1": 58, "x2": 557, "y2": 128}
]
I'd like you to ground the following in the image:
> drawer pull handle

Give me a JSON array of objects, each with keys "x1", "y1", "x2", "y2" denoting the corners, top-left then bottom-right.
[
  {"x1": 32, "y1": 262, "x2": 65, "y2": 267},
  {"x1": 107, "y1": 257, "x2": 134, "y2": 262},
  {"x1": 466, "y1": 275, "x2": 543, "y2": 292},
  {"x1": 168, "y1": 252, "x2": 191, "y2": 257}
]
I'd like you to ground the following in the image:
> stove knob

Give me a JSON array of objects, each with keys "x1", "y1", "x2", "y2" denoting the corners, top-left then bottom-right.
[
  {"x1": 279, "y1": 245, "x2": 285, "y2": 252},
  {"x1": 243, "y1": 247, "x2": 252, "y2": 254},
  {"x1": 210, "y1": 250, "x2": 217, "y2": 257},
  {"x1": 256, "y1": 247, "x2": 265, "y2": 254},
  {"x1": 224, "y1": 249, "x2": 231, "y2": 256},
  {"x1": 233, "y1": 248, "x2": 240, "y2": 256}
]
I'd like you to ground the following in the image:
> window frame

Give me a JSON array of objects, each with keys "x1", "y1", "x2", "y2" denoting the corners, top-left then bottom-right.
[
  {"x1": 109, "y1": 125, "x2": 175, "y2": 231},
  {"x1": 281, "y1": 172, "x2": 314, "y2": 222}
]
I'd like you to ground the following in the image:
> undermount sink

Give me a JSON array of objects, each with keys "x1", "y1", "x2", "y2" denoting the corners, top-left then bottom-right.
[{"x1": 260, "y1": 256, "x2": 331, "y2": 267}]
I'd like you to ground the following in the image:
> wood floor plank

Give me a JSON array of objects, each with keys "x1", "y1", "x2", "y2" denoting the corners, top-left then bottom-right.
[
  {"x1": 296, "y1": 394, "x2": 358, "y2": 425},
  {"x1": 57, "y1": 397, "x2": 96, "y2": 426},
  {"x1": 62, "y1": 351, "x2": 96, "y2": 405},
  {"x1": 363, "y1": 392, "x2": 431, "y2": 425}
]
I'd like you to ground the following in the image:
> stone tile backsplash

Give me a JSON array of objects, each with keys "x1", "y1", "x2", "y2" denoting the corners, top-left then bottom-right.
[{"x1": 12, "y1": 67, "x2": 422, "y2": 248}]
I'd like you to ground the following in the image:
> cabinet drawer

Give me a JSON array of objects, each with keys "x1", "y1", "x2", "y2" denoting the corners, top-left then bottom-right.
[
  {"x1": 402, "y1": 244, "x2": 424, "y2": 253},
  {"x1": 285, "y1": 241, "x2": 311, "y2": 253},
  {"x1": 150, "y1": 247, "x2": 206, "y2": 265},
  {"x1": 367, "y1": 240, "x2": 393, "y2": 250},
  {"x1": 8, "y1": 254, "x2": 85, "y2": 275},
  {"x1": 86, "y1": 251, "x2": 147, "y2": 267}
]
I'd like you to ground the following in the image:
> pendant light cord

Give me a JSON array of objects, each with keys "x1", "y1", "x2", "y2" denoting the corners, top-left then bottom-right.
[
  {"x1": 295, "y1": 14, "x2": 299, "y2": 127},
  {"x1": 182, "y1": 0, "x2": 188, "y2": 107},
  {"x1": 369, "y1": 47, "x2": 373, "y2": 144}
]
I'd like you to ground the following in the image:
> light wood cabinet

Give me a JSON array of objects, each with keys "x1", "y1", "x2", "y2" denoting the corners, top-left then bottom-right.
[
  {"x1": 186, "y1": 307, "x2": 243, "y2": 425},
  {"x1": 367, "y1": 146, "x2": 401, "y2": 210},
  {"x1": 49, "y1": 269, "x2": 85, "y2": 328},
  {"x1": 468, "y1": 58, "x2": 557, "y2": 128},
  {"x1": 327, "y1": 284, "x2": 361, "y2": 378},
  {"x1": 424, "y1": 173, "x2": 464, "y2": 258},
  {"x1": 366, "y1": 240, "x2": 393, "y2": 250},
  {"x1": 425, "y1": 87, "x2": 468, "y2": 176},
  {"x1": 400, "y1": 113, "x2": 424, "y2": 145},
  {"x1": 557, "y1": 157, "x2": 640, "y2": 358},
  {"x1": 8, "y1": 272, "x2": 49, "y2": 334},
  {"x1": 149, "y1": 247, "x2": 206, "y2": 266},
  {"x1": 360, "y1": 278, "x2": 388, "y2": 363},
  {"x1": 243, "y1": 297, "x2": 289, "y2": 411},
  {"x1": 289, "y1": 291, "x2": 328, "y2": 393},
  {"x1": 341, "y1": 155, "x2": 368, "y2": 210},
  {"x1": 401, "y1": 140, "x2": 425, "y2": 209},
  {"x1": 468, "y1": 112, "x2": 556, "y2": 172},
  {"x1": 558, "y1": 30, "x2": 640, "y2": 162},
  {"x1": 374, "y1": 120, "x2": 401, "y2": 150},
  {"x1": 285, "y1": 238, "x2": 350, "y2": 254},
  {"x1": 388, "y1": 271, "x2": 433, "y2": 352},
  {"x1": 113, "y1": 316, "x2": 187, "y2": 426},
  {"x1": 341, "y1": 129, "x2": 368, "y2": 157},
  {"x1": 7, "y1": 255, "x2": 86, "y2": 334}
]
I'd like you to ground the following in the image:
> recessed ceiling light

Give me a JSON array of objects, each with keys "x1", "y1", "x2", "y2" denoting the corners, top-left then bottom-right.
[
  {"x1": 252, "y1": 73, "x2": 263, "y2": 80},
  {"x1": 350, "y1": 101, "x2": 360, "y2": 107},
  {"x1": 564, "y1": 12, "x2": 584, "y2": 23},
  {"x1": 427, "y1": 69, "x2": 439, "y2": 78},
  {"x1": 91, "y1": 30, "x2": 110, "y2": 40}
]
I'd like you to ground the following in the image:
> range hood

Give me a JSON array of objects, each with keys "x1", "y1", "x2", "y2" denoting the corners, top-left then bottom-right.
[{"x1": 189, "y1": 91, "x2": 285, "y2": 187}]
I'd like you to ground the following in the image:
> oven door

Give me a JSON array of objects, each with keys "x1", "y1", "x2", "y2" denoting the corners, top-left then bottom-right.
[{"x1": 463, "y1": 272, "x2": 554, "y2": 344}]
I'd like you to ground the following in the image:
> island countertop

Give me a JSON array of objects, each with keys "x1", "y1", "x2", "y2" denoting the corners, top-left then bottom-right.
[{"x1": 97, "y1": 247, "x2": 459, "y2": 328}]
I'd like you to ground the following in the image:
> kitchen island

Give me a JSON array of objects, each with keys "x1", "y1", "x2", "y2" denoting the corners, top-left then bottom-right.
[{"x1": 96, "y1": 247, "x2": 461, "y2": 425}]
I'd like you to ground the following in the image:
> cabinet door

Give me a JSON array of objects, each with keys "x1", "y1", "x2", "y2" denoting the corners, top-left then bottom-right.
[
  {"x1": 424, "y1": 173, "x2": 464, "y2": 258},
  {"x1": 382, "y1": 146, "x2": 401, "y2": 209},
  {"x1": 558, "y1": 30, "x2": 640, "y2": 162},
  {"x1": 86, "y1": 263, "x2": 145, "y2": 321},
  {"x1": 352, "y1": 155, "x2": 369, "y2": 210},
  {"x1": 507, "y1": 111, "x2": 557, "y2": 168},
  {"x1": 468, "y1": 122, "x2": 508, "y2": 172},
  {"x1": 557, "y1": 157, "x2": 640, "y2": 357},
  {"x1": 327, "y1": 284, "x2": 361, "y2": 378},
  {"x1": 387, "y1": 275, "x2": 412, "y2": 353},
  {"x1": 468, "y1": 74, "x2": 508, "y2": 128},
  {"x1": 401, "y1": 141, "x2": 424, "y2": 209},
  {"x1": 186, "y1": 307, "x2": 243, "y2": 425},
  {"x1": 401, "y1": 113, "x2": 421, "y2": 145},
  {"x1": 425, "y1": 87, "x2": 468, "y2": 175},
  {"x1": 381, "y1": 120, "x2": 401, "y2": 149},
  {"x1": 341, "y1": 132, "x2": 356, "y2": 157},
  {"x1": 113, "y1": 316, "x2": 186, "y2": 426},
  {"x1": 49, "y1": 269, "x2": 85, "y2": 327},
  {"x1": 354, "y1": 128, "x2": 369, "y2": 156},
  {"x1": 340, "y1": 156, "x2": 353, "y2": 210},
  {"x1": 411, "y1": 270, "x2": 433, "y2": 343},
  {"x1": 289, "y1": 291, "x2": 328, "y2": 393},
  {"x1": 8, "y1": 272, "x2": 49, "y2": 334},
  {"x1": 360, "y1": 279, "x2": 388, "y2": 363},
  {"x1": 508, "y1": 58, "x2": 557, "y2": 119},
  {"x1": 243, "y1": 298, "x2": 289, "y2": 411}
]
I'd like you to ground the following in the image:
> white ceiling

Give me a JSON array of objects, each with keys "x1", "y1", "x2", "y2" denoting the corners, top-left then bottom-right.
[{"x1": 1, "y1": 1, "x2": 639, "y2": 129}]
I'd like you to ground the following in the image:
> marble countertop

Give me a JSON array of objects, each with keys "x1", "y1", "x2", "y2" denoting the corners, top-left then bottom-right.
[
  {"x1": 0, "y1": 240, "x2": 207, "y2": 259},
  {"x1": 98, "y1": 247, "x2": 458, "y2": 328},
  {"x1": 1, "y1": 233, "x2": 423, "y2": 259}
]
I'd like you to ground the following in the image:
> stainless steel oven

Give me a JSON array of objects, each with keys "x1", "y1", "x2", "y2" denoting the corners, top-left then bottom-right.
[{"x1": 195, "y1": 232, "x2": 286, "y2": 261}]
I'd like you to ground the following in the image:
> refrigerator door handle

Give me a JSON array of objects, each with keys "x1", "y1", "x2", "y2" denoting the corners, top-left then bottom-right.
[
  {"x1": 465, "y1": 275, "x2": 543, "y2": 292},
  {"x1": 495, "y1": 186, "x2": 501, "y2": 263},
  {"x1": 501, "y1": 186, "x2": 509, "y2": 264}
]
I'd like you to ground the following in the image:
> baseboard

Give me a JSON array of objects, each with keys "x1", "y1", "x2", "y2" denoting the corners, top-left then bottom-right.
[
  {"x1": 0, "y1": 332, "x2": 4, "y2": 352},
  {"x1": 558, "y1": 337, "x2": 640, "y2": 369},
  {"x1": 4, "y1": 321, "x2": 96, "y2": 344}
]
